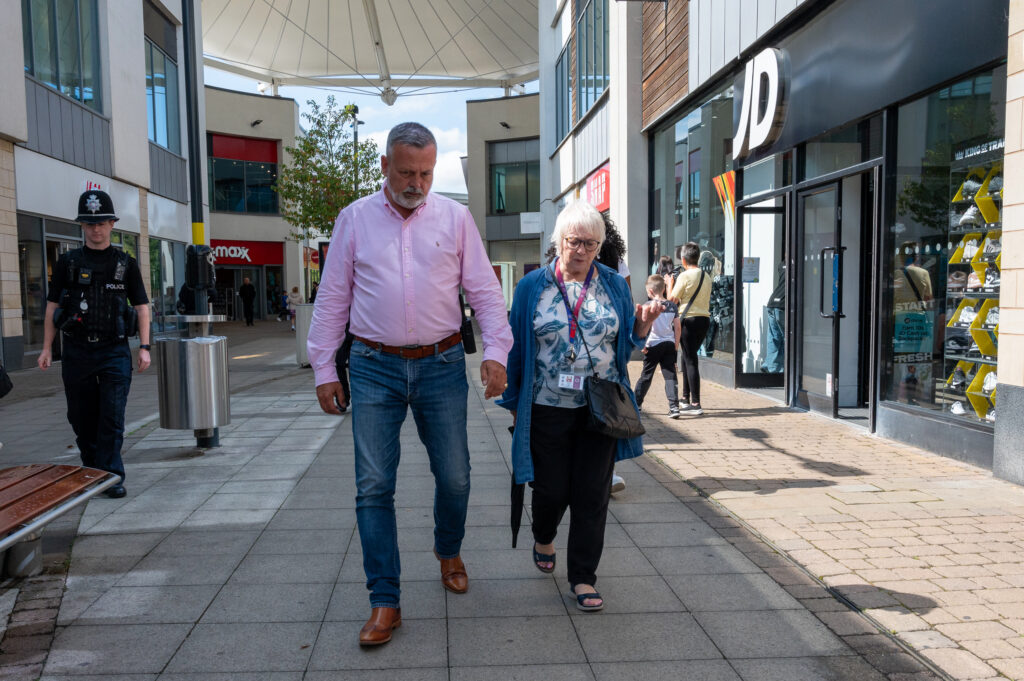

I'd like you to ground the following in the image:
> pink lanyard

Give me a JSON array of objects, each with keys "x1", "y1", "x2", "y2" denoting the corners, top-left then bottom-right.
[{"x1": 554, "y1": 261, "x2": 595, "y2": 344}]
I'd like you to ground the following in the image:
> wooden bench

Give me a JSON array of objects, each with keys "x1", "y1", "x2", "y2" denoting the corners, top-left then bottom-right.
[{"x1": 0, "y1": 464, "x2": 120, "y2": 576}]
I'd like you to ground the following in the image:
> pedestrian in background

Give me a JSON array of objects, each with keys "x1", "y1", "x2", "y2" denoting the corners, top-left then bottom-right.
[
  {"x1": 499, "y1": 200, "x2": 662, "y2": 612},
  {"x1": 37, "y1": 190, "x2": 151, "y2": 499},
  {"x1": 307, "y1": 122, "x2": 512, "y2": 646},
  {"x1": 238, "y1": 277, "x2": 257, "y2": 326},
  {"x1": 634, "y1": 274, "x2": 681, "y2": 418},
  {"x1": 669, "y1": 241, "x2": 712, "y2": 416},
  {"x1": 287, "y1": 286, "x2": 303, "y2": 330}
]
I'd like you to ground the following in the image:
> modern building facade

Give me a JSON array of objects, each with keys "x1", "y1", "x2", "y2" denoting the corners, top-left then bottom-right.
[
  {"x1": 204, "y1": 85, "x2": 302, "y2": 322},
  {"x1": 635, "y1": 0, "x2": 1022, "y2": 474},
  {"x1": 466, "y1": 92, "x2": 542, "y2": 306},
  {"x1": 537, "y1": 0, "x2": 647, "y2": 296},
  {"x1": 2, "y1": 0, "x2": 203, "y2": 368}
]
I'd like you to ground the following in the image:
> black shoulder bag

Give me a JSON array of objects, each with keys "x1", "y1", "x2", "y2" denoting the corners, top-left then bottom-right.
[
  {"x1": 0, "y1": 362, "x2": 12, "y2": 399},
  {"x1": 569, "y1": 287, "x2": 645, "y2": 440},
  {"x1": 459, "y1": 292, "x2": 477, "y2": 354}
]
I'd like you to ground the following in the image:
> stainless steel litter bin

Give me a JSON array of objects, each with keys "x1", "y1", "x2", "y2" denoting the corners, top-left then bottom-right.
[
  {"x1": 295, "y1": 303, "x2": 315, "y2": 367},
  {"x1": 154, "y1": 336, "x2": 231, "y2": 430}
]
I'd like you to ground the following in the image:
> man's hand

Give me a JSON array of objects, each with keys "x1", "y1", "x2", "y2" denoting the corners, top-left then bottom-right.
[
  {"x1": 480, "y1": 360, "x2": 507, "y2": 400},
  {"x1": 37, "y1": 349, "x2": 52, "y2": 370},
  {"x1": 316, "y1": 382, "x2": 347, "y2": 415},
  {"x1": 137, "y1": 349, "x2": 151, "y2": 372}
]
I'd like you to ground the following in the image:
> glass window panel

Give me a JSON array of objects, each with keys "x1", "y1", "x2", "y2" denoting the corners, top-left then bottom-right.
[
  {"x1": 30, "y1": 0, "x2": 57, "y2": 87},
  {"x1": 152, "y1": 47, "x2": 167, "y2": 147},
  {"x1": 145, "y1": 43, "x2": 155, "y2": 142},
  {"x1": 18, "y1": 214, "x2": 45, "y2": 351},
  {"x1": 56, "y1": 0, "x2": 81, "y2": 100},
  {"x1": 527, "y1": 161, "x2": 540, "y2": 212},
  {"x1": 22, "y1": 0, "x2": 33, "y2": 73},
  {"x1": 883, "y1": 64, "x2": 1005, "y2": 425},
  {"x1": 79, "y1": 0, "x2": 100, "y2": 110},
  {"x1": 165, "y1": 58, "x2": 180, "y2": 153},
  {"x1": 650, "y1": 82, "x2": 736, "y2": 362},
  {"x1": 212, "y1": 158, "x2": 246, "y2": 212},
  {"x1": 149, "y1": 237, "x2": 164, "y2": 329},
  {"x1": 245, "y1": 161, "x2": 278, "y2": 213}
]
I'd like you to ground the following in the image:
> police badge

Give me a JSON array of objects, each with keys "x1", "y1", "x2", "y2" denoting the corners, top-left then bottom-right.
[{"x1": 85, "y1": 194, "x2": 101, "y2": 213}]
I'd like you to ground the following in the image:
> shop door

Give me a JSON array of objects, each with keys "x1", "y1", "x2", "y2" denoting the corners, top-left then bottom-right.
[
  {"x1": 796, "y1": 183, "x2": 845, "y2": 416},
  {"x1": 736, "y1": 197, "x2": 787, "y2": 392},
  {"x1": 795, "y1": 173, "x2": 872, "y2": 420}
]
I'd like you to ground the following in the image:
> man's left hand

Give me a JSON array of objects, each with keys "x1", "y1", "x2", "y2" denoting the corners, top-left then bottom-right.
[
  {"x1": 480, "y1": 360, "x2": 507, "y2": 400},
  {"x1": 138, "y1": 348, "x2": 151, "y2": 372}
]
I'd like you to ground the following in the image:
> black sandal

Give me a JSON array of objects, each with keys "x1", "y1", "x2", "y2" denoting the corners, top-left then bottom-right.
[
  {"x1": 533, "y1": 545, "x2": 556, "y2": 573},
  {"x1": 571, "y1": 585, "x2": 604, "y2": 612}
]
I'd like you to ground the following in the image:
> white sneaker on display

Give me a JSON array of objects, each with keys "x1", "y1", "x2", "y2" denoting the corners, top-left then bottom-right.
[{"x1": 950, "y1": 401, "x2": 967, "y2": 416}]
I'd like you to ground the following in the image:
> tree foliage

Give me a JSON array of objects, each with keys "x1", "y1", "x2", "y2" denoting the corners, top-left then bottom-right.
[{"x1": 275, "y1": 96, "x2": 384, "y2": 240}]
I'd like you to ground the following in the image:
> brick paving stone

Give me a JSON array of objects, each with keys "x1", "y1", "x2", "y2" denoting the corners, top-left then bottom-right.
[{"x1": 921, "y1": 649, "x2": 997, "y2": 679}]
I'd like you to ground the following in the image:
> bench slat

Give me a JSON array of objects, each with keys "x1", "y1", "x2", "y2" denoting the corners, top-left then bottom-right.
[
  {"x1": 0, "y1": 469, "x2": 112, "y2": 537},
  {"x1": 0, "y1": 465, "x2": 56, "y2": 492},
  {"x1": 0, "y1": 465, "x2": 82, "y2": 510}
]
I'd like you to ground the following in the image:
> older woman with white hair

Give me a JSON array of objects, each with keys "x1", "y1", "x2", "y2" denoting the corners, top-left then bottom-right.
[{"x1": 498, "y1": 201, "x2": 662, "y2": 611}]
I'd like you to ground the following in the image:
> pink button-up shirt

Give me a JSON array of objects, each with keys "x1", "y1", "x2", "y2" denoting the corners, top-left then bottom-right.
[{"x1": 307, "y1": 187, "x2": 513, "y2": 387}]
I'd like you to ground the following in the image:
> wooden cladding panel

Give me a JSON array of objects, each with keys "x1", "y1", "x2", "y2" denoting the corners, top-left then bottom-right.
[{"x1": 642, "y1": 0, "x2": 689, "y2": 128}]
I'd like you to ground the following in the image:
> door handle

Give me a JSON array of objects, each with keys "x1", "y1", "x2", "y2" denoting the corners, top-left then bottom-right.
[
  {"x1": 836, "y1": 247, "x2": 846, "y2": 319},
  {"x1": 819, "y1": 247, "x2": 835, "y2": 319}
]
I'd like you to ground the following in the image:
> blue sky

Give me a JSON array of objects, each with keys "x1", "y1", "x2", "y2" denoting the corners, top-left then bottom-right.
[{"x1": 204, "y1": 68, "x2": 535, "y2": 195}]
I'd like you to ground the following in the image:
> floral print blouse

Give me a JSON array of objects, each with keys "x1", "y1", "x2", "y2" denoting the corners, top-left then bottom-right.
[{"x1": 532, "y1": 267, "x2": 620, "y2": 407}]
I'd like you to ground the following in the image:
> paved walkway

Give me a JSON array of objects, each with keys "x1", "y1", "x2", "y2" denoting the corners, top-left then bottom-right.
[{"x1": 0, "y1": 323, "x2": 1012, "y2": 679}]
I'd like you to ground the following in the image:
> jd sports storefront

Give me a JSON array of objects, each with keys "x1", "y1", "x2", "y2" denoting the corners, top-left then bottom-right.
[{"x1": 649, "y1": 0, "x2": 1009, "y2": 467}]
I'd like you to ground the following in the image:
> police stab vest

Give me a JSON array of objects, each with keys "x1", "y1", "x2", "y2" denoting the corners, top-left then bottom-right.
[{"x1": 56, "y1": 248, "x2": 138, "y2": 342}]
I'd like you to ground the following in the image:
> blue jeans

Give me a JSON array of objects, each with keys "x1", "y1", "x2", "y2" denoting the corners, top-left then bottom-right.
[
  {"x1": 349, "y1": 340, "x2": 471, "y2": 609},
  {"x1": 763, "y1": 307, "x2": 784, "y2": 373},
  {"x1": 61, "y1": 339, "x2": 132, "y2": 481}
]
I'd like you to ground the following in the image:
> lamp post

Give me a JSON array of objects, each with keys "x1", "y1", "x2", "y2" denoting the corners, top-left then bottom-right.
[{"x1": 343, "y1": 104, "x2": 365, "y2": 196}]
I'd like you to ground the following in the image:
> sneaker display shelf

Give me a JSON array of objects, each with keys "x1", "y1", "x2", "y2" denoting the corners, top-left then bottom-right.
[{"x1": 945, "y1": 154, "x2": 1001, "y2": 423}]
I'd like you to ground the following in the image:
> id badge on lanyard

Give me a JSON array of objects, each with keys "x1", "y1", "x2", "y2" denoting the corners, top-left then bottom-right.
[{"x1": 555, "y1": 261, "x2": 594, "y2": 392}]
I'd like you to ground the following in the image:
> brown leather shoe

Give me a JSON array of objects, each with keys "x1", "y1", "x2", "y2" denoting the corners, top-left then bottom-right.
[
  {"x1": 358, "y1": 607, "x2": 401, "y2": 646},
  {"x1": 435, "y1": 551, "x2": 468, "y2": 594}
]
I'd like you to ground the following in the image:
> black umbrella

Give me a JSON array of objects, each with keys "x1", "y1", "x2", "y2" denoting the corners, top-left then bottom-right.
[{"x1": 508, "y1": 425, "x2": 525, "y2": 548}]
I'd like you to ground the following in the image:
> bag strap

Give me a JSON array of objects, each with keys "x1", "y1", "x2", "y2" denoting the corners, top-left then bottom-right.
[
  {"x1": 560, "y1": 275, "x2": 599, "y2": 377},
  {"x1": 901, "y1": 267, "x2": 923, "y2": 302},
  {"x1": 679, "y1": 270, "x2": 706, "y2": 319}
]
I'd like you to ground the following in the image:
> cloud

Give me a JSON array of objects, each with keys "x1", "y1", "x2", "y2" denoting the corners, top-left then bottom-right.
[{"x1": 433, "y1": 150, "x2": 467, "y2": 194}]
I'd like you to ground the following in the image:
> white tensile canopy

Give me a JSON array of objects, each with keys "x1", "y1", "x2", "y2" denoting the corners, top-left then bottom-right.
[{"x1": 201, "y1": 0, "x2": 539, "y2": 103}]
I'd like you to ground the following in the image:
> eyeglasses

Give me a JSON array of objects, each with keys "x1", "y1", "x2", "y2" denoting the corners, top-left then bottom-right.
[{"x1": 563, "y1": 237, "x2": 601, "y2": 253}]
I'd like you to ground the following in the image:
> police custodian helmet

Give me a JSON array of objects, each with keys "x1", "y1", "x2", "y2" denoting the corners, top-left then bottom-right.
[{"x1": 76, "y1": 189, "x2": 119, "y2": 223}]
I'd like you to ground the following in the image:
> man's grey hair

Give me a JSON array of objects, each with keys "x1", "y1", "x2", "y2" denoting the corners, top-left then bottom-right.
[{"x1": 386, "y1": 123, "x2": 436, "y2": 156}]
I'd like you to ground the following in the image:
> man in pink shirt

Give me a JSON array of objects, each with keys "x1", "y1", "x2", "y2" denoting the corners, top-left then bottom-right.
[{"x1": 307, "y1": 122, "x2": 512, "y2": 646}]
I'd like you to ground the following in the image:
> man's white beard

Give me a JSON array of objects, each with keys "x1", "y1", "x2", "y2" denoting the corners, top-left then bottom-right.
[{"x1": 389, "y1": 185, "x2": 426, "y2": 210}]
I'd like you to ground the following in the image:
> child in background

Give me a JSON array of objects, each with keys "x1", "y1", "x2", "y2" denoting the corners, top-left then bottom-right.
[{"x1": 633, "y1": 274, "x2": 682, "y2": 418}]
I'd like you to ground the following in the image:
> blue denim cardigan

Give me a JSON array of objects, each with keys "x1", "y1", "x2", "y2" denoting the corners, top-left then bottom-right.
[{"x1": 496, "y1": 261, "x2": 647, "y2": 484}]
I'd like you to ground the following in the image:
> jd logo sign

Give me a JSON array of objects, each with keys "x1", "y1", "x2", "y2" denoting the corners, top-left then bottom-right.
[{"x1": 733, "y1": 48, "x2": 788, "y2": 161}]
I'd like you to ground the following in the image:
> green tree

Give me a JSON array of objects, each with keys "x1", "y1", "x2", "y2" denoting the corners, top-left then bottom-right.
[{"x1": 275, "y1": 96, "x2": 383, "y2": 240}]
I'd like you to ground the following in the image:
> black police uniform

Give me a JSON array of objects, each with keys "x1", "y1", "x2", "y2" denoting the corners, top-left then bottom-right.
[{"x1": 46, "y1": 191, "x2": 148, "y2": 485}]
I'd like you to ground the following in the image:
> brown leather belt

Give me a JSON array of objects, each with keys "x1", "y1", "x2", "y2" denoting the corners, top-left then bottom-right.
[{"x1": 353, "y1": 331, "x2": 462, "y2": 360}]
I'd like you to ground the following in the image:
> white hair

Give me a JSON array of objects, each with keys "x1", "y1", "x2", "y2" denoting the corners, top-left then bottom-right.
[{"x1": 550, "y1": 201, "x2": 605, "y2": 247}]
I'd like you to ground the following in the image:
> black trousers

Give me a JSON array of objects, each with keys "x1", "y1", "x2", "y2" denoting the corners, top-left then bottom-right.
[
  {"x1": 680, "y1": 316, "x2": 711, "y2": 405},
  {"x1": 633, "y1": 340, "x2": 678, "y2": 409},
  {"x1": 529, "y1": 404, "x2": 617, "y2": 588},
  {"x1": 241, "y1": 301, "x2": 255, "y2": 326},
  {"x1": 61, "y1": 339, "x2": 132, "y2": 481}
]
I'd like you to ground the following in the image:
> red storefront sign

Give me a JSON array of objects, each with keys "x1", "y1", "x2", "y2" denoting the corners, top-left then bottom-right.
[
  {"x1": 586, "y1": 163, "x2": 610, "y2": 213},
  {"x1": 210, "y1": 239, "x2": 283, "y2": 265}
]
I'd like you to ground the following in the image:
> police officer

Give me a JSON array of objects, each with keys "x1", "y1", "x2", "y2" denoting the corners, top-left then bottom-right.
[{"x1": 37, "y1": 190, "x2": 151, "y2": 498}]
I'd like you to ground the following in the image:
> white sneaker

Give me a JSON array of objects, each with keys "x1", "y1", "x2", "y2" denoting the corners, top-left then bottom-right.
[
  {"x1": 611, "y1": 473, "x2": 626, "y2": 493},
  {"x1": 950, "y1": 401, "x2": 966, "y2": 416}
]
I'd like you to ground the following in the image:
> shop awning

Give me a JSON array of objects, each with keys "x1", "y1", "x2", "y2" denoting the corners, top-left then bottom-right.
[{"x1": 201, "y1": 0, "x2": 539, "y2": 104}]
